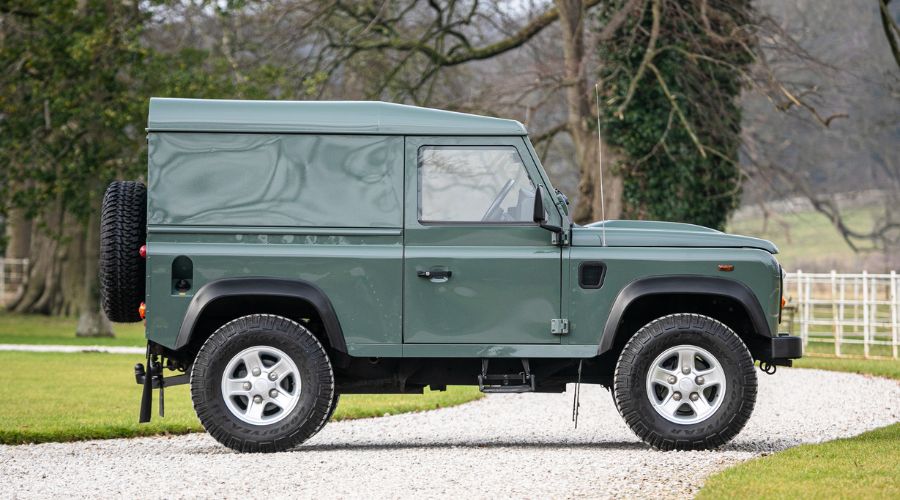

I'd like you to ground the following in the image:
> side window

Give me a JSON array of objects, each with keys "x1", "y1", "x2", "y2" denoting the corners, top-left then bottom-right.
[{"x1": 418, "y1": 146, "x2": 536, "y2": 222}]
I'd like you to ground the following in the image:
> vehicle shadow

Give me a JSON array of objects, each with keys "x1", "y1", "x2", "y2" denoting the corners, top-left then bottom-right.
[
  {"x1": 186, "y1": 439, "x2": 650, "y2": 455},
  {"x1": 297, "y1": 440, "x2": 648, "y2": 453},
  {"x1": 187, "y1": 437, "x2": 795, "y2": 455},
  {"x1": 295, "y1": 438, "x2": 793, "y2": 454}
]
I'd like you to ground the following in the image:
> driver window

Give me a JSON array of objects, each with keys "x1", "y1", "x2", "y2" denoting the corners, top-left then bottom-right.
[{"x1": 418, "y1": 146, "x2": 536, "y2": 222}]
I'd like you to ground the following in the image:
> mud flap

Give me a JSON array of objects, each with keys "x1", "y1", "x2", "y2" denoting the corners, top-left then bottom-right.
[
  {"x1": 135, "y1": 346, "x2": 189, "y2": 423},
  {"x1": 138, "y1": 350, "x2": 153, "y2": 423}
]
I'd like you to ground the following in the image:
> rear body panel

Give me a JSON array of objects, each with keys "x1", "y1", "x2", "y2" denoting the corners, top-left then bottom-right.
[{"x1": 145, "y1": 228, "x2": 403, "y2": 350}]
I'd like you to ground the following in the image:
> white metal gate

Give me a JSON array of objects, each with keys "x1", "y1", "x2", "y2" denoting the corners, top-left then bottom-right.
[
  {"x1": 785, "y1": 271, "x2": 899, "y2": 359},
  {"x1": 0, "y1": 258, "x2": 30, "y2": 308}
]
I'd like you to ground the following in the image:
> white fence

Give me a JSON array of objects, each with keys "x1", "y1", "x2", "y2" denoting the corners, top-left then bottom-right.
[
  {"x1": 0, "y1": 258, "x2": 29, "y2": 307},
  {"x1": 785, "y1": 271, "x2": 899, "y2": 359}
]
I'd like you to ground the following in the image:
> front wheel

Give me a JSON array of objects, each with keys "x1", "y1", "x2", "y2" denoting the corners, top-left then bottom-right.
[
  {"x1": 613, "y1": 313, "x2": 757, "y2": 451},
  {"x1": 190, "y1": 314, "x2": 335, "y2": 453}
]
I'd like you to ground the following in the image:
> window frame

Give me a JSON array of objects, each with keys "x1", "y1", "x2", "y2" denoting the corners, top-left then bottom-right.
[{"x1": 415, "y1": 144, "x2": 539, "y2": 225}]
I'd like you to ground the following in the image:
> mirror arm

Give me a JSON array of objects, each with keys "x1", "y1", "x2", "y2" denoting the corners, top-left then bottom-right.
[{"x1": 539, "y1": 221, "x2": 562, "y2": 234}]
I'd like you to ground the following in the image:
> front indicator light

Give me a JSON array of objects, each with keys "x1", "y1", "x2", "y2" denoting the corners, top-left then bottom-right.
[{"x1": 138, "y1": 302, "x2": 146, "y2": 319}]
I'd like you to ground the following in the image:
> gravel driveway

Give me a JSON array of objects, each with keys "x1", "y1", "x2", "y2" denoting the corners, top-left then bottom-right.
[{"x1": 2, "y1": 369, "x2": 898, "y2": 499}]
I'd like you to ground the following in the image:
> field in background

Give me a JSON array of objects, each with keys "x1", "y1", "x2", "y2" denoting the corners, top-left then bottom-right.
[
  {"x1": 728, "y1": 201, "x2": 889, "y2": 272},
  {"x1": 0, "y1": 351, "x2": 483, "y2": 445}
]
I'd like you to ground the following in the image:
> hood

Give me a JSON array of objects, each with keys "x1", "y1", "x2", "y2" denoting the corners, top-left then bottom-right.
[{"x1": 572, "y1": 220, "x2": 778, "y2": 253}]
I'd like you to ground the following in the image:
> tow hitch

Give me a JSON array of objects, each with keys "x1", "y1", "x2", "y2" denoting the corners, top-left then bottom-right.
[
  {"x1": 758, "y1": 361, "x2": 777, "y2": 375},
  {"x1": 134, "y1": 346, "x2": 189, "y2": 422}
]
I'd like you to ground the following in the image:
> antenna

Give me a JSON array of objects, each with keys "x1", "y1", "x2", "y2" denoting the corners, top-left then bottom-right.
[{"x1": 595, "y1": 82, "x2": 607, "y2": 247}]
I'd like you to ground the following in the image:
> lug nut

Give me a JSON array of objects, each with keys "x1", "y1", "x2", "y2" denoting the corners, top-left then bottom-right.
[
  {"x1": 242, "y1": 382, "x2": 251, "y2": 391},
  {"x1": 268, "y1": 372, "x2": 278, "y2": 381},
  {"x1": 251, "y1": 367, "x2": 261, "y2": 377},
  {"x1": 690, "y1": 392, "x2": 700, "y2": 402},
  {"x1": 667, "y1": 375, "x2": 677, "y2": 384},
  {"x1": 269, "y1": 389, "x2": 279, "y2": 398},
  {"x1": 682, "y1": 366, "x2": 691, "y2": 375},
  {"x1": 695, "y1": 376, "x2": 705, "y2": 385},
  {"x1": 672, "y1": 392, "x2": 682, "y2": 401},
  {"x1": 252, "y1": 395, "x2": 263, "y2": 404}
]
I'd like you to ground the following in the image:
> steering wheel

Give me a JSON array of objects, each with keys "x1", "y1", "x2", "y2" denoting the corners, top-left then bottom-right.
[{"x1": 481, "y1": 179, "x2": 516, "y2": 222}]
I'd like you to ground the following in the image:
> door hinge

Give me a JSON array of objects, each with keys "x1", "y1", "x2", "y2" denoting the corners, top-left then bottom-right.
[
  {"x1": 551, "y1": 318, "x2": 569, "y2": 335},
  {"x1": 551, "y1": 230, "x2": 569, "y2": 246}
]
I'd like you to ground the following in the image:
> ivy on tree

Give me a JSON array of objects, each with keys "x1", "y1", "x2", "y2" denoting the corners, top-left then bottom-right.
[{"x1": 597, "y1": 0, "x2": 752, "y2": 230}]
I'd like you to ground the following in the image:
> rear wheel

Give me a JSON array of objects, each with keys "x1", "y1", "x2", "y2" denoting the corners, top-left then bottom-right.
[
  {"x1": 190, "y1": 314, "x2": 335, "y2": 453},
  {"x1": 613, "y1": 313, "x2": 757, "y2": 451}
]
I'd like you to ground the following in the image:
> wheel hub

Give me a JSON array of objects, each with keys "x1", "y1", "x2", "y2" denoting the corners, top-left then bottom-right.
[
  {"x1": 645, "y1": 344, "x2": 727, "y2": 425},
  {"x1": 221, "y1": 345, "x2": 301, "y2": 425}
]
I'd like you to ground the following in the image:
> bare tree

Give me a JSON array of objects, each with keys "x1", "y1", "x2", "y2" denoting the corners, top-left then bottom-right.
[{"x1": 253, "y1": 0, "x2": 640, "y2": 222}]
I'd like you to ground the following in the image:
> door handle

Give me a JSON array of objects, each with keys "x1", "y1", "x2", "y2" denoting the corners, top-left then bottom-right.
[{"x1": 417, "y1": 269, "x2": 452, "y2": 282}]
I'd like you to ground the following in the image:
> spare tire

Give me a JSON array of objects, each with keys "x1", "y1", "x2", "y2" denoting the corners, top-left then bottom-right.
[{"x1": 99, "y1": 181, "x2": 147, "y2": 323}]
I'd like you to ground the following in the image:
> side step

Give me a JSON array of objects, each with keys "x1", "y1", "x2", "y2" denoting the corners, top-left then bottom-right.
[{"x1": 478, "y1": 359, "x2": 536, "y2": 393}]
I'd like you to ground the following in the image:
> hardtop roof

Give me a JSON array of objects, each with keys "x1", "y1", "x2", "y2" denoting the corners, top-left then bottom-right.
[{"x1": 148, "y1": 98, "x2": 527, "y2": 136}]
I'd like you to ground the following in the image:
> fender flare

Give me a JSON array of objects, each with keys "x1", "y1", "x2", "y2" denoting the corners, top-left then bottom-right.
[
  {"x1": 598, "y1": 275, "x2": 772, "y2": 355},
  {"x1": 174, "y1": 277, "x2": 347, "y2": 352}
]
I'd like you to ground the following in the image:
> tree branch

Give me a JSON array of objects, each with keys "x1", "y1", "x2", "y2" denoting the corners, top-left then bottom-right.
[
  {"x1": 879, "y1": 0, "x2": 900, "y2": 69},
  {"x1": 334, "y1": 0, "x2": 613, "y2": 68},
  {"x1": 647, "y1": 62, "x2": 707, "y2": 158},
  {"x1": 614, "y1": 0, "x2": 660, "y2": 118},
  {"x1": 531, "y1": 122, "x2": 568, "y2": 144}
]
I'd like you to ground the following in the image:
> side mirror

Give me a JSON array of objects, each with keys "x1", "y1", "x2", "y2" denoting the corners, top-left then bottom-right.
[{"x1": 533, "y1": 188, "x2": 562, "y2": 234}]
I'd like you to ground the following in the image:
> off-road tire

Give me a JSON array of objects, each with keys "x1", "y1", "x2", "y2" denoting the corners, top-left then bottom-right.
[
  {"x1": 99, "y1": 181, "x2": 147, "y2": 323},
  {"x1": 325, "y1": 393, "x2": 340, "y2": 423},
  {"x1": 305, "y1": 392, "x2": 340, "y2": 441},
  {"x1": 191, "y1": 314, "x2": 335, "y2": 453},
  {"x1": 613, "y1": 313, "x2": 757, "y2": 451}
]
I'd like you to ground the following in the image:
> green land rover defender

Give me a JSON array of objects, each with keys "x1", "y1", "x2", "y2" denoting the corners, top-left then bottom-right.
[{"x1": 99, "y1": 98, "x2": 802, "y2": 453}]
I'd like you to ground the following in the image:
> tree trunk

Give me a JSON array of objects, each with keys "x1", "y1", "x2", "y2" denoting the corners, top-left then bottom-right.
[
  {"x1": 76, "y1": 203, "x2": 113, "y2": 337},
  {"x1": 9, "y1": 201, "x2": 64, "y2": 314},
  {"x1": 556, "y1": 0, "x2": 624, "y2": 225},
  {"x1": 9, "y1": 200, "x2": 82, "y2": 317}
]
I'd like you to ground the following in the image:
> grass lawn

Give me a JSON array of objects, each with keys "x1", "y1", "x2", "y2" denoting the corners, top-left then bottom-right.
[
  {"x1": 0, "y1": 351, "x2": 482, "y2": 445},
  {"x1": 0, "y1": 311, "x2": 145, "y2": 346},
  {"x1": 697, "y1": 424, "x2": 900, "y2": 500},
  {"x1": 793, "y1": 356, "x2": 900, "y2": 380},
  {"x1": 698, "y1": 357, "x2": 900, "y2": 499}
]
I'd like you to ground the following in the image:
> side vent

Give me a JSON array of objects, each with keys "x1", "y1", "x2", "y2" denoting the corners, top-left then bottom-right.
[{"x1": 579, "y1": 262, "x2": 606, "y2": 289}]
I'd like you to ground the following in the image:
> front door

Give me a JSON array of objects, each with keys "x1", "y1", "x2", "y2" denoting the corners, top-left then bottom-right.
[{"x1": 403, "y1": 136, "x2": 563, "y2": 345}]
